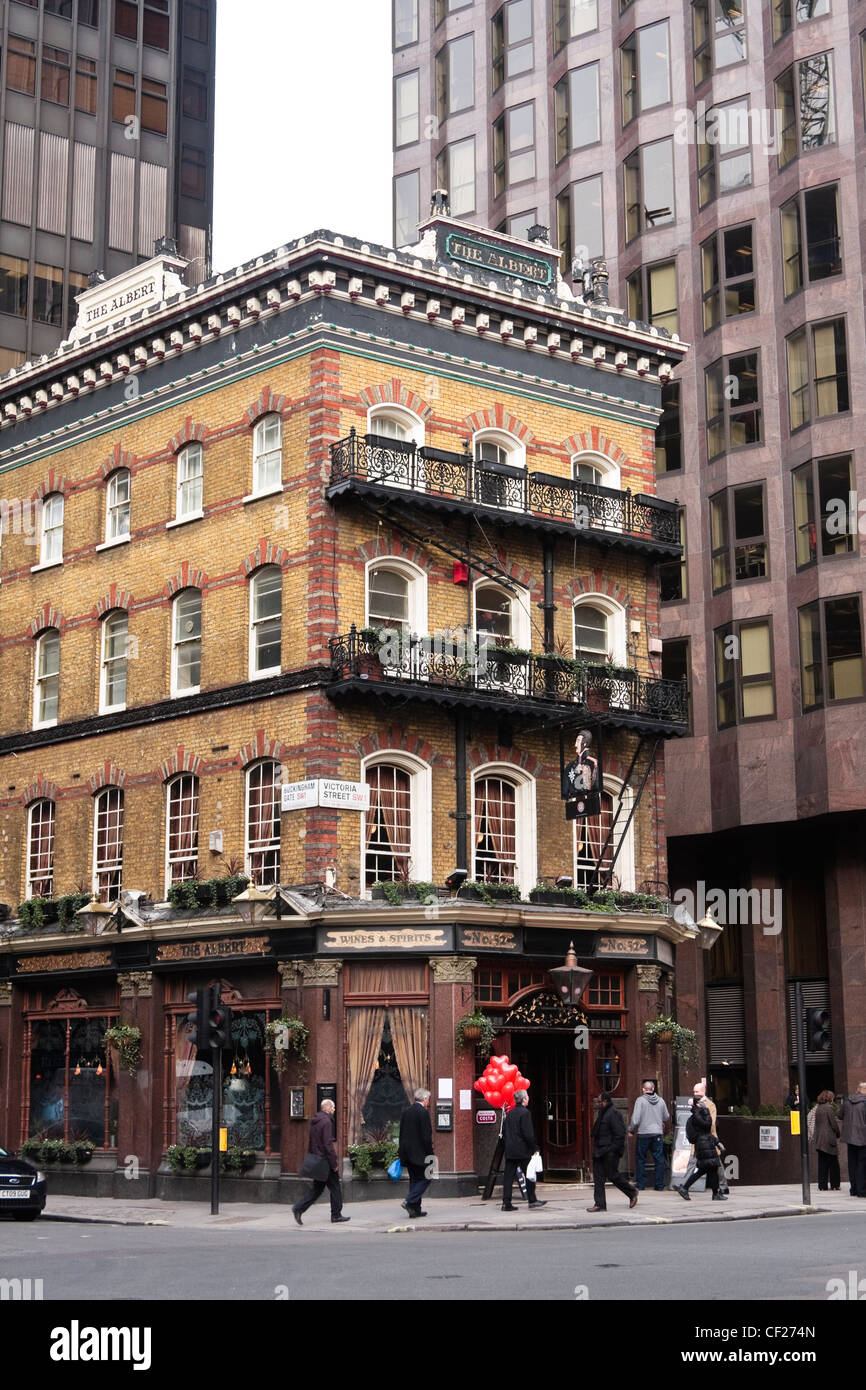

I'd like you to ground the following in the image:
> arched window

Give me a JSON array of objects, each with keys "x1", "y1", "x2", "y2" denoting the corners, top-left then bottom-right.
[
  {"x1": 246, "y1": 760, "x2": 281, "y2": 885},
  {"x1": 249, "y1": 567, "x2": 282, "y2": 678},
  {"x1": 104, "y1": 469, "x2": 131, "y2": 543},
  {"x1": 573, "y1": 594, "x2": 627, "y2": 667},
  {"x1": 473, "y1": 429, "x2": 526, "y2": 510},
  {"x1": 366, "y1": 405, "x2": 425, "y2": 489},
  {"x1": 172, "y1": 590, "x2": 202, "y2": 696},
  {"x1": 34, "y1": 629, "x2": 60, "y2": 727},
  {"x1": 40, "y1": 492, "x2": 64, "y2": 565},
  {"x1": 100, "y1": 611, "x2": 128, "y2": 712},
  {"x1": 472, "y1": 765, "x2": 536, "y2": 893},
  {"x1": 572, "y1": 452, "x2": 621, "y2": 492},
  {"x1": 27, "y1": 800, "x2": 55, "y2": 898},
  {"x1": 362, "y1": 753, "x2": 432, "y2": 892},
  {"x1": 175, "y1": 442, "x2": 203, "y2": 521},
  {"x1": 253, "y1": 414, "x2": 282, "y2": 495},
  {"x1": 365, "y1": 558, "x2": 426, "y2": 639},
  {"x1": 166, "y1": 774, "x2": 200, "y2": 889},
  {"x1": 93, "y1": 787, "x2": 124, "y2": 901},
  {"x1": 574, "y1": 779, "x2": 635, "y2": 891},
  {"x1": 473, "y1": 578, "x2": 531, "y2": 648}
]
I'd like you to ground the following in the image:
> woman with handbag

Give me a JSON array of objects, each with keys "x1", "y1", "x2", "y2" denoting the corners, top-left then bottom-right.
[
  {"x1": 292, "y1": 1099, "x2": 351, "y2": 1225},
  {"x1": 812, "y1": 1090, "x2": 841, "y2": 1191},
  {"x1": 674, "y1": 1099, "x2": 727, "y2": 1201}
]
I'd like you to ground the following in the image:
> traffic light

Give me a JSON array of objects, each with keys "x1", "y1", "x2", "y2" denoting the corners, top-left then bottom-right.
[
  {"x1": 208, "y1": 990, "x2": 233, "y2": 1050},
  {"x1": 191, "y1": 987, "x2": 210, "y2": 1052},
  {"x1": 806, "y1": 1007, "x2": 831, "y2": 1052}
]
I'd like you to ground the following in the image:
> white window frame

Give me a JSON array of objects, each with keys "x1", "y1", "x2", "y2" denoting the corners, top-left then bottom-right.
[
  {"x1": 33, "y1": 629, "x2": 60, "y2": 728},
  {"x1": 473, "y1": 428, "x2": 526, "y2": 513},
  {"x1": 572, "y1": 450, "x2": 621, "y2": 492},
  {"x1": 26, "y1": 799, "x2": 55, "y2": 899},
  {"x1": 105, "y1": 469, "x2": 131, "y2": 543},
  {"x1": 573, "y1": 593, "x2": 628, "y2": 667},
  {"x1": 249, "y1": 566, "x2": 282, "y2": 679},
  {"x1": 165, "y1": 773, "x2": 200, "y2": 892},
  {"x1": 573, "y1": 775, "x2": 635, "y2": 892},
  {"x1": 366, "y1": 405, "x2": 426, "y2": 490},
  {"x1": 245, "y1": 760, "x2": 282, "y2": 887},
  {"x1": 175, "y1": 442, "x2": 203, "y2": 522},
  {"x1": 252, "y1": 414, "x2": 283, "y2": 497},
  {"x1": 472, "y1": 577, "x2": 532, "y2": 648},
  {"x1": 92, "y1": 786, "x2": 124, "y2": 902},
  {"x1": 100, "y1": 610, "x2": 129, "y2": 713},
  {"x1": 171, "y1": 589, "x2": 202, "y2": 697},
  {"x1": 360, "y1": 751, "x2": 433, "y2": 894},
  {"x1": 365, "y1": 556, "x2": 427, "y2": 640},
  {"x1": 39, "y1": 492, "x2": 64, "y2": 566},
  {"x1": 470, "y1": 762, "x2": 536, "y2": 896}
]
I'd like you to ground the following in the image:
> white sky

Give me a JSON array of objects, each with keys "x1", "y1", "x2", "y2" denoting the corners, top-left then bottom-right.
[{"x1": 212, "y1": 0, "x2": 394, "y2": 273}]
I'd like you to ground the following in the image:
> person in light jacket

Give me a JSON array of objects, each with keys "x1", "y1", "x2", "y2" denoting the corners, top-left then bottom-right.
[
  {"x1": 674, "y1": 1099, "x2": 726, "y2": 1201},
  {"x1": 501, "y1": 1090, "x2": 546, "y2": 1212},
  {"x1": 628, "y1": 1081, "x2": 670, "y2": 1191},
  {"x1": 292, "y1": 1100, "x2": 350, "y2": 1225}
]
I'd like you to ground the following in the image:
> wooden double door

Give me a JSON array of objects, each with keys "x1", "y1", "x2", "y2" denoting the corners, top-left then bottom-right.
[{"x1": 512, "y1": 1032, "x2": 588, "y2": 1177}]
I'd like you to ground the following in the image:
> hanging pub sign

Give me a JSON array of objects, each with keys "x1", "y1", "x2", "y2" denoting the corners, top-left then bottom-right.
[{"x1": 561, "y1": 726, "x2": 602, "y2": 822}]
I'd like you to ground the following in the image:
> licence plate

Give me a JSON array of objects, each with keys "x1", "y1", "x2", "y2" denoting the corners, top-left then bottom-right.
[{"x1": 0, "y1": 1190, "x2": 30, "y2": 1199}]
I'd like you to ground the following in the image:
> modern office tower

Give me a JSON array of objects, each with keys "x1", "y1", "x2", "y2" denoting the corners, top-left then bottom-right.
[
  {"x1": 0, "y1": 0, "x2": 215, "y2": 372},
  {"x1": 394, "y1": 1, "x2": 866, "y2": 1107}
]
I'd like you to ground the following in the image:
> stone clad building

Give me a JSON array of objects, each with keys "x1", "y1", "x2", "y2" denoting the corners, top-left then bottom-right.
[{"x1": 0, "y1": 214, "x2": 694, "y2": 1197}]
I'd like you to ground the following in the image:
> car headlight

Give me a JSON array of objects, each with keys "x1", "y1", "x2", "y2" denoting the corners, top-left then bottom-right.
[{"x1": 35, "y1": 1171, "x2": 46, "y2": 1183}]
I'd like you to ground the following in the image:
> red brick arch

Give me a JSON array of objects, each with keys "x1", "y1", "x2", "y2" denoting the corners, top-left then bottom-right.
[
  {"x1": 355, "y1": 728, "x2": 439, "y2": 765},
  {"x1": 93, "y1": 584, "x2": 133, "y2": 619},
  {"x1": 237, "y1": 732, "x2": 292, "y2": 769},
  {"x1": 22, "y1": 775, "x2": 57, "y2": 806},
  {"x1": 245, "y1": 386, "x2": 287, "y2": 424},
  {"x1": 463, "y1": 406, "x2": 534, "y2": 444},
  {"x1": 28, "y1": 603, "x2": 64, "y2": 637},
  {"x1": 243, "y1": 539, "x2": 289, "y2": 575},
  {"x1": 168, "y1": 417, "x2": 207, "y2": 454},
  {"x1": 32, "y1": 470, "x2": 70, "y2": 501},
  {"x1": 99, "y1": 443, "x2": 136, "y2": 480},
  {"x1": 566, "y1": 574, "x2": 629, "y2": 608},
  {"x1": 164, "y1": 562, "x2": 208, "y2": 598},
  {"x1": 467, "y1": 744, "x2": 542, "y2": 778},
  {"x1": 358, "y1": 378, "x2": 433, "y2": 421},
  {"x1": 88, "y1": 762, "x2": 127, "y2": 794},
  {"x1": 159, "y1": 748, "x2": 203, "y2": 782},
  {"x1": 356, "y1": 535, "x2": 433, "y2": 572},
  {"x1": 563, "y1": 429, "x2": 630, "y2": 470}
]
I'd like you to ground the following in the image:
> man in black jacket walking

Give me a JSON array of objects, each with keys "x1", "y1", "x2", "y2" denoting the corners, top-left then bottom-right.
[
  {"x1": 587, "y1": 1093, "x2": 638, "y2": 1212},
  {"x1": 398, "y1": 1088, "x2": 434, "y2": 1218},
  {"x1": 292, "y1": 1099, "x2": 350, "y2": 1225},
  {"x1": 501, "y1": 1090, "x2": 547, "y2": 1211},
  {"x1": 673, "y1": 1098, "x2": 726, "y2": 1201}
]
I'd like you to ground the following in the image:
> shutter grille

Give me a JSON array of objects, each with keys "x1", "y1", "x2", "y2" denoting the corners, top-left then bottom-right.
[
  {"x1": 787, "y1": 979, "x2": 831, "y2": 1063},
  {"x1": 71, "y1": 143, "x2": 95, "y2": 241},
  {"x1": 37, "y1": 133, "x2": 69, "y2": 234},
  {"x1": 706, "y1": 984, "x2": 745, "y2": 1066},
  {"x1": 2, "y1": 124, "x2": 35, "y2": 225},
  {"x1": 109, "y1": 152, "x2": 135, "y2": 252},
  {"x1": 137, "y1": 162, "x2": 167, "y2": 256}
]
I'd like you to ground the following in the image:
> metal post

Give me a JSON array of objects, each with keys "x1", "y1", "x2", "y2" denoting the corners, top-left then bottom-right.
[
  {"x1": 794, "y1": 981, "x2": 810, "y2": 1206},
  {"x1": 210, "y1": 1044, "x2": 221, "y2": 1216}
]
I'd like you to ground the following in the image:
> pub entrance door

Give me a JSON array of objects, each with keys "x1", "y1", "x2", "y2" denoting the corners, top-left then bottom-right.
[{"x1": 511, "y1": 1033, "x2": 588, "y2": 1179}]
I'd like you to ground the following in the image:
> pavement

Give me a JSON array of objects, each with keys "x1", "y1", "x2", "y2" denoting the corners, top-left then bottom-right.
[{"x1": 31, "y1": 1183, "x2": 866, "y2": 1234}]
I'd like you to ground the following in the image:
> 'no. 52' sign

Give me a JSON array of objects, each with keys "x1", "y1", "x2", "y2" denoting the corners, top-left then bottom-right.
[{"x1": 574, "y1": 1025, "x2": 589, "y2": 1051}]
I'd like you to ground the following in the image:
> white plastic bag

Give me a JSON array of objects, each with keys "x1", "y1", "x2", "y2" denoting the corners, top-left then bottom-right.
[{"x1": 526, "y1": 1151, "x2": 543, "y2": 1182}]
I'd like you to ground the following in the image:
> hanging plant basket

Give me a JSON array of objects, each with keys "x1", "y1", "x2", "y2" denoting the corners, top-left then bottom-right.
[
  {"x1": 264, "y1": 1016, "x2": 310, "y2": 1074},
  {"x1": 643, "y1": 1015, "x2": 699, "y2": 1065},
  {"x1": 455, "y1": 1009, "x2": 497, "y2": 1054},
  {"x1": 102, "y1": 1024, "x2": 142, "y2": 1078},
  {"x1": 655, "y1": 1029, "x2": 674, "y2": 1044}
]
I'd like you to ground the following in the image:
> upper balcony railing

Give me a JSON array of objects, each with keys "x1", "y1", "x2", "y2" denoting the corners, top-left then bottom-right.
[
  {"x1": 328, "y1": 625, "x2": 689, "y2": 731},
  {"x1": 328, "y1": 431, "x2": 681, "y2": 554}
]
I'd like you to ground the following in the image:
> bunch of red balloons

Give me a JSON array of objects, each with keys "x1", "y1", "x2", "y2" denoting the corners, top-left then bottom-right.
[{"x1": 474, "y1": 1055, "x2": 530, "y2": 1111}]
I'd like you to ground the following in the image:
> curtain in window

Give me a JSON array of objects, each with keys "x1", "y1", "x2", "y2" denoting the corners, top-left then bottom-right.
[
  {"x1": 346, "y1": 1006, "x2": 386, "y2": 1144},
  {"x1": 389, "y1": 1006, "x2": 427, "y2": 1103},
  {"x1": 347, "y1": 964, "x2": 426, "y2": 994}
]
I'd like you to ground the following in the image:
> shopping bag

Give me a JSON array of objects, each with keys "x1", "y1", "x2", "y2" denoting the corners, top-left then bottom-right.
[
  {"x1": 387, "y1": 1157, "x2": 403, "y2": 1180},
  {"x1": 526, "y1": 1151, "x2": 543, "y2": 1182}
]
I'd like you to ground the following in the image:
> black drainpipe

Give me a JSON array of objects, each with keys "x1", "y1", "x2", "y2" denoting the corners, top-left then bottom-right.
[
  {"x1": 542, "y1": 539, "x2": 557, "y2": 652},
  {"x1": 454, "y1": 709, "x2": 468, "y2": 871}
]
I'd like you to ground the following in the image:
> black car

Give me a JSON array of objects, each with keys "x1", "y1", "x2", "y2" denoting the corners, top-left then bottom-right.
[{"x1": 0, "y1": 1147, "x2": 46, "y2": 1220}]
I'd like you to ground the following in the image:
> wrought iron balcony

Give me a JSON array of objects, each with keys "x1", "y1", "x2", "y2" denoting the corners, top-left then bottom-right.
[
  {"x1": 327, "y1": 431, "x2": 681, "y2": 557},
  {"x1": 328, "y1": 626, "x2": 689, "y2": 734}
]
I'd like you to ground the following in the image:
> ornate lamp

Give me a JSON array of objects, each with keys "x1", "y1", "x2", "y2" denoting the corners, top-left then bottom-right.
[
  {"x1": 549, "y1": 941, "x2": 594, "y2": 1005},
  {"x1": 697, "y1": 910, "x2": 723, "y2": 952},
  {"x1": 231, "y1": 882, "x2": 276, "y2": 926},
  {"x1": 75, "y1": 894, "x2": 122, "y2": 935}
]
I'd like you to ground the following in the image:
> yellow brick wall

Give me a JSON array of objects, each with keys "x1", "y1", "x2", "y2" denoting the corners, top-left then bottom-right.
[{"x1": 0, "y1": 341, "x2": 666, "y2": 906}]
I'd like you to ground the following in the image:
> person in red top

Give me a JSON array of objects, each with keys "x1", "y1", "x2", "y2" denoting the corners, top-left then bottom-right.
[{"x1": 292, "y1": 1099, "x2": 350, "y2": 1225}]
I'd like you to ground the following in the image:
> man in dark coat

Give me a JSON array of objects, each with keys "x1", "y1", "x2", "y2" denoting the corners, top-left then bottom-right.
[
  {"x1": 398, "y1": 1088, "x2": 434, "y2": 1218},
  {"x1": 674, "y1": 1099, "x2": 726, "y2": 1201},
  {"x1": 501, "y1": 1090, "x2": 547, "y2": 1211},
  {"x1": 292, "y1": 1099, "x2": 350, "y2": 1225},
  {"x1": 840, "y1": 1081, "x2": 866, "y2": 1197},
  {"x1": 587, "y1": 1092, "x2": 638, "y2": 1212}
]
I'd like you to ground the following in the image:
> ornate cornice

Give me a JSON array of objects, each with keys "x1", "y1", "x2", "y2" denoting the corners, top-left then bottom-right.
[
  {"x1": 298, "y1": 959, "x2": 342, "y2": 987},
  {"x1": 429, "y1": 955, "x2": 476, "y2": 984}
]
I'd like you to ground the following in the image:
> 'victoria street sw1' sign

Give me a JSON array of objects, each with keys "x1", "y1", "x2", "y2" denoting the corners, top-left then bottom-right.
[{"x1": 281, "y1": 779, "x2": 371, "y2": 812}]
